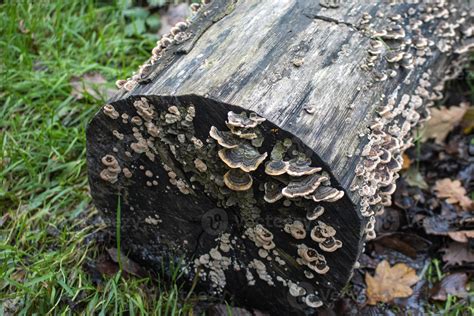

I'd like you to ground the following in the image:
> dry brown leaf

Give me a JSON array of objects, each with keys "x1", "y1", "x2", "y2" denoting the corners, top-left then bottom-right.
[
  {"x1": 420, "y1": 103, "x2": 468, "y2": 144},
  {"x1": 401, "y1": 153, "x2": 411, "y2": 170},
  {"x1": 447, "y1": 231, "x2": 474, "y2": 243},
  {"x1": 434, "y1": 178, "x2": 473, "y2": 211},
  {"x1": 365, "y1": 260, "x2": 420, "y2": 305},
  {"x1": 70, "y1": 72, "x2": 115, "y2": 100}
]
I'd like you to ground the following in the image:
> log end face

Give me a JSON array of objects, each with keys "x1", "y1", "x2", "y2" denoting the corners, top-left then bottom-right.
[{"x1": 86, "y1": 95, "x2": 364, "y2": 313}]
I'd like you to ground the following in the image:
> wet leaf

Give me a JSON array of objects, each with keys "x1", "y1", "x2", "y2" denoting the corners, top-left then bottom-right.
[
  {"x1": 420, "y1": 103, "x2": 468, "y2": 144},
  {"x1": 365, "y1": 260, "x2": 420, "y2": 305},
  {"x1": 70, "y1": 72, "x2": 115, "y2": 101},
  {"x1": 441, "y1": 242, "x2": 474, "y2": 266},
  {"x1": 434, "y1": 178, "x2": 473, "y2": 211},
  {"x1": 430, "y1": 273, "x2": 469, "y2": 301}
]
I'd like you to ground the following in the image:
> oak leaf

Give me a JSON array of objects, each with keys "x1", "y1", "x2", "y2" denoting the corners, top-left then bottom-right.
[
  {"x1": 434, "y1": 178, "x2": 473, "y2": 211},
  {"x1": 420, "y1": 103, "x2": 468, "y2": 144},
  {"x1": 365, "y1": 260, "x2": 419, "y2": 305}
]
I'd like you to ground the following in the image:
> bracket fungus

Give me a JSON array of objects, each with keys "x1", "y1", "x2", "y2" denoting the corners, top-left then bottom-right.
[
  {"x1": 281, "y1": 173, "x2": 327, "y2": 198},
  {"x1": 218, "y1": 144, "x2": 268, "y2": 172},
  {"x1": 223, "y1": 168, "x2": 253, "y2": 191}
]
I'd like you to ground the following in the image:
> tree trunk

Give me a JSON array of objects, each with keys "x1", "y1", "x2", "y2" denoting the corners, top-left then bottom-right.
[{"x1": 86, "y1": 0, "x2": 472, "y2": 314}]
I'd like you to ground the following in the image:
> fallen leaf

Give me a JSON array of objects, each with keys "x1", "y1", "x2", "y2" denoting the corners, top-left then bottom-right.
[
  {"x1": 447, "y1": 231, "x2": 474, "y2": 243},
  {"x1": 106, "y1": 247, "x2": 145, "y2": 277},
  {"x1": 404, "y1": 168, "x2": 429, "y2": 190},
  {"x1": 70, "y1": 72, "x2": 115, "y2": 101},
  {"x1": 420, "y1": 103, "x2": 468, "y2": 144},
  {"x1": 365, "y1": 260, "x2": 420, "y2": 305},
  {"x1": 441, "y1": 242, "x2": 474, "y2": 266},
  {"x1": 402, "y1": 153, "x2": 411, "y2": 170},
  {"x1": 430, "y1": 273, "x2": 469, "y2": 301},
  {"x1": 461, "y1": 105, "x2": 474, "y2": 134},
  {"x1": 434, "y1": 178, "x2": 473, "y2": 211}
]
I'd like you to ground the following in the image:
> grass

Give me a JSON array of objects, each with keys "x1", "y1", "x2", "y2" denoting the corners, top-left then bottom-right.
[{"x1": 0, "y1": 0, "x2": 193, "y2": 314}]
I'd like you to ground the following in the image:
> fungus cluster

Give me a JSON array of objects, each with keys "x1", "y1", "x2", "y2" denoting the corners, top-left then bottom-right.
[
  {"x1": 115, "y1": 0, "x2": 214, "y2": 92},
  {"x1": 297, "y1": 244, "x2": 329, "y2": 275},
  {"x1": 353, "y1": 1, "x2": 470, "y2": 240},
  {"x1": 99, "y1": 154, "x2": 121, "y2": 183},
  {"x1": 210, "y1": 111, "x2": 267, "y2": 192}
]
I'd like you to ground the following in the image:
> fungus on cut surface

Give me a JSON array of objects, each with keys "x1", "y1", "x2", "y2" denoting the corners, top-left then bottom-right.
[
  {"x1": 264, "y1": 181, "x2": 283, "y2": 203},
  {"x1": 284, "y1": 221, "x2": 307, "y2": 240},
  {"x1": 297, "y1": 246, "x2": 321, "y2": 263},
  {"x1": 264, "y1": 159, "x2": 289, "y2": 176},
  {"x1": 319, "y1": 236, "x2": 343, "y2": 252},
  {"x1": 103, "y1": 104, "x2": 119, "y2": 120},
  {"x1": 305, "y1": 294, "x2": 324, "y2": 308},
  {"x1": 310, "y1": 221, "x2": 336, "y2": 243},
  {"x1": 226, "y1": 111, "x2": 265, "y2": 129},
  {"x1": 218, "y1": 143, "x2": 268, "y2": 172},
  {"x1": 253, "y1": 225, "x2": 276, "y2": 250},
  {"x1": 223, "y1": 169, "x2": 253, "y2": 191},
  {"x1": 311, "y1": 186, "x2": 343, "y2": 202},
  {"x1": 281, "y1": 173, "x2": 327, "y2": 198},
  {"x1": 306, "y1": 206, "x2": 324, "y2": 221},
  {"x1": 209, "y1": 126, "x2": 240, "y2": 148},
  {"x1": 286, "y1": 159, "x2": 322, "y2": 177}
]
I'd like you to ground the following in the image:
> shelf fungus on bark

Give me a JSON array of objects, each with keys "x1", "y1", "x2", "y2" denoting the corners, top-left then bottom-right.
[
  {"x1": 223, "y1": 169, "x2": 253, "y2": 191},
  {"x1": 281, "y1": 173, "x2": 327, "y2": 198},
  {"x1": 311, "y1": 185, "x2": 344, "y2": 202},
  {"x1": 286, "y1": 159, "x2": 322, "y2": 177}
]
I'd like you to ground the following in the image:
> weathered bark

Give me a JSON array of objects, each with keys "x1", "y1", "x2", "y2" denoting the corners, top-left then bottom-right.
[{"x1": 86, "y1": 0, "x2": 472, "y2": 314}]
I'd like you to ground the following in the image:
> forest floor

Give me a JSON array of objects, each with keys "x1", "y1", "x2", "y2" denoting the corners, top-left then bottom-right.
[{"x1": 1, "y1": 1, "x2": 473, "y2": 315}]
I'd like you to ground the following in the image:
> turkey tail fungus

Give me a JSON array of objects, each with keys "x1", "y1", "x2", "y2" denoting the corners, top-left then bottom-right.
[{"x1": 86, "y1": 0, "x2": 472, "y2": 314}]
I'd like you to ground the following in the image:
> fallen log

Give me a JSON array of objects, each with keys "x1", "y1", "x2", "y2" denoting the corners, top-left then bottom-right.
[{"x1": 86, "y1": 0, "x2": 472, "y2": 314}]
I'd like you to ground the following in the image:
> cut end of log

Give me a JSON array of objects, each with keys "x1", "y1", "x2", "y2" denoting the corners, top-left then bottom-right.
[{"x1": 86, "y1": 95, "x2": 363, "y2": 313}]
